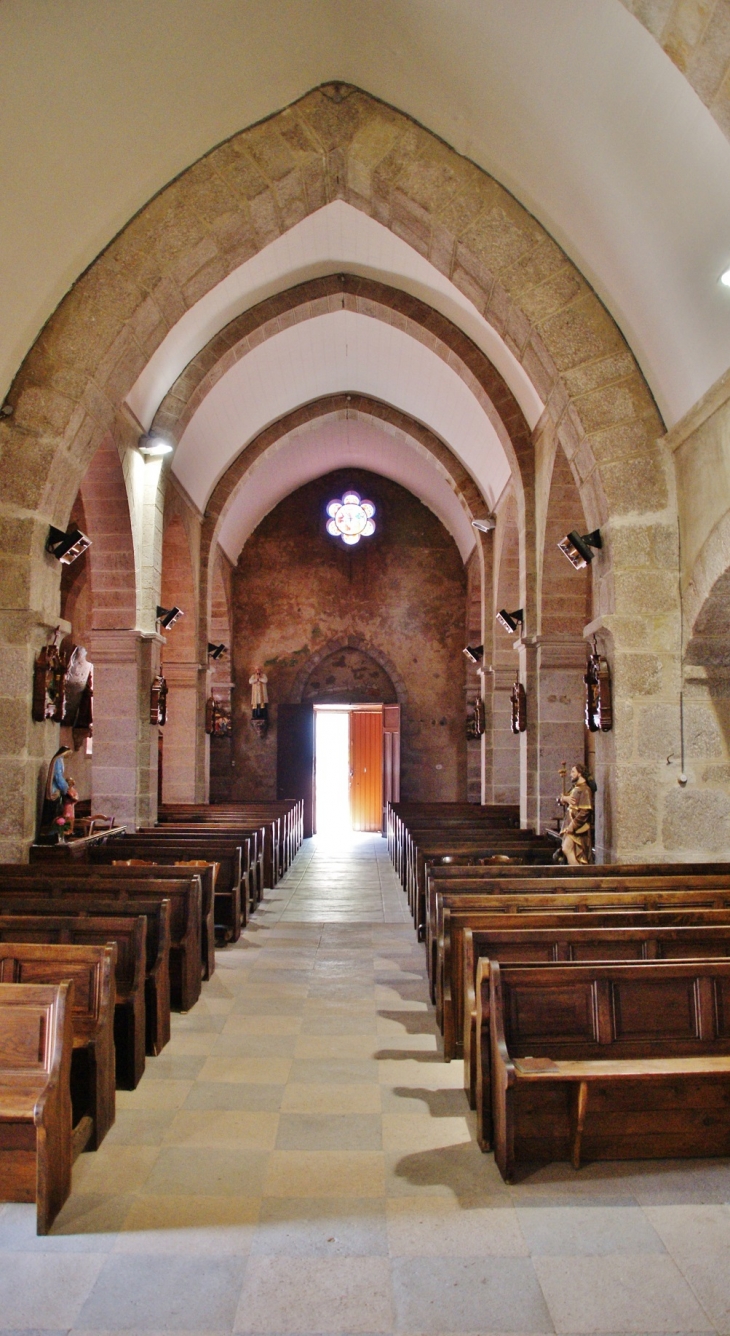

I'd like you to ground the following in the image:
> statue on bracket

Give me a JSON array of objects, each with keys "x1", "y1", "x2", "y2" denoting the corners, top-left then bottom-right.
[
  {"x1": 249, "y1": 666, "x2": 268, "y2": 739},
  {"x1": 557, "y1": 761, "x2": 594, "y2": 865},
  {"x1": 40, "y1": 744, "x2": 78, "y2": 839}
]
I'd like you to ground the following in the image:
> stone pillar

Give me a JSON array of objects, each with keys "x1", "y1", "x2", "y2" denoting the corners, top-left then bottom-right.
[
  {"x1": 161, "y1": 661, "x2": 205, "y2": 804},
  {"x1": 535, "y1": 637, "x2": 587, "y2": 833},
  {"x1": 88, "y1": 629, "x2": 161, "y2": 830},
  {"x1": 489, "y1": 666, "x2": 520, "y2": 805}
]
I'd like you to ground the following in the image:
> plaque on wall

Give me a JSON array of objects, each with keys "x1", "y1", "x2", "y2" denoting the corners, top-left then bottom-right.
[
  {"x1": 205, "y1": 697, "x2": 232, "y2": 737},
  {"x1": 510, "y1": 679, "x2": 526, "y2": 734},
  {"x1": 466, "y1": 696, "x2": 485, "y2": 739},
  {"x1": 585, "y1": 641, "x2": 612, "y2": 732},
  {"x1": 150, "y1": 674, "x2": 168, "y2": 726},
  {"x1": 32, "y1": 628, "x2": 68, "y2": 722}
]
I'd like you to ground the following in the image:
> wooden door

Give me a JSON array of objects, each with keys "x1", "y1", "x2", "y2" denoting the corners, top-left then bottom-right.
[
  {"x1": 350, "y1": 709, "x2": 383, "y2": 831},
  {"x1": 277, "y1": 703, "x2": 315, "y2": 837},
  {"x1": 382, "y1": 704, "x2": 401, "y2": 831}
]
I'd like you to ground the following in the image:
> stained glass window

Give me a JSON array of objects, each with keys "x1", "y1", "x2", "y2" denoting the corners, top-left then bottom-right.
[{"x1": 326, "y1": 491, "x2": 376, "y2": 546}]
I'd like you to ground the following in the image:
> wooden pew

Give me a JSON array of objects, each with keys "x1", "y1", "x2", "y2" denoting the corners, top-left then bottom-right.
[
  {"x1": 0, "y1": 889, "x2": 171, "y2": 1067},
  {"x1": 436, "y1": 877, "x2": 730, "y2": 1050},
  {"x1": 490, "y1": 958, "x2": 730, "y2": 1180},
  {"x1": 90, "y1": 835, "x2": 241, "y2": 944},
  {"x1": 96, "y1": 859, "x2": 216, "y2": 980},
  {"x1": 409, "y1": 832, "x2": 554, "y2": 934},
  {"x1": 426, "y1": 867, "x2": 730, "y2": 1003},
  {"x1": 158, "y1": 798, "x2": 304, "y2": 885},
  {"x1": 155, "y1": 816, "x2": 265, "y2": 903},
  {"x1": 469, "y1": 919, "x2": 730, "y2": 1142},
  {"x1": 1, "y1": 867, "x2": 201, "y2": 1011},
  {"x1": 0, "y1": 943, "x2": 115, "y2": 1153},
  {"x1": 0, "y1": 980, "x2": 74, "y2": 1234},
  {"x1": 0, "y1": 913, "x2": 147, "y2": 1090}
]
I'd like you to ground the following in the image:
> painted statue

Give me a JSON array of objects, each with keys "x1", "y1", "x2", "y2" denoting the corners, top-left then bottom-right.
[
  {"x1": 557, "y1": 762, "x2": 594, "y2": 865},
  {"x1": 41, "y1": 744, "x2": 78, "y2": 834},
  {"x1": 249, "y1": 668, "x2": 268, "y2": 713}
]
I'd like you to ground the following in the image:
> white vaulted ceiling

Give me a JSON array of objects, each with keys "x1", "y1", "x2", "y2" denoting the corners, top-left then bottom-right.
[
  {"x1": 216, "y1": 416, "x2": 478, "y2": 564},
  {"x1": 3, "y1": 1, "x2": 730, "y2": 426},
  {"x1": 127, "y1": 201, "x2": 543, "y2": 435},
  {"x1": 171, "y1": 309, "x2": 512, "y2": 514}
]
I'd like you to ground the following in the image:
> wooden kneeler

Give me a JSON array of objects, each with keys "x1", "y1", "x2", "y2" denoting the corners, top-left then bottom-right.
[{"x1": 0, "y1": 981, "x2": 75, "y2": 1234}]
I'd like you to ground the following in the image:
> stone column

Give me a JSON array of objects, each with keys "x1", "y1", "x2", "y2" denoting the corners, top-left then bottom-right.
[
  {"x1": 489, "y1": 666, "x2": 520, "y2": 805},
  {"x1": 88, "y1": 629, "x2": 161, "y2": 830},
  {"x1": 535, "y1": 637, "x2": 587, "y2": 833},
  {"x1": 161, "y1": 661, "x2": 205, "y2": 804}
]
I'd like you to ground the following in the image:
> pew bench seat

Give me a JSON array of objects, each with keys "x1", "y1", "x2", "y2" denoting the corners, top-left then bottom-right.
[
  {"x1": 490, "y1": 958, "x2": 730, "y2": 1182},
  {"x1": 0, "y1": 981, "x2": 74, "y2": 1234}
]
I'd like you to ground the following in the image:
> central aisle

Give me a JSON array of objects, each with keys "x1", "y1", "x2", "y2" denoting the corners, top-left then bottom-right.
[{"x1": 0, "y1": 834, "x2": 727, "y2": 1333}]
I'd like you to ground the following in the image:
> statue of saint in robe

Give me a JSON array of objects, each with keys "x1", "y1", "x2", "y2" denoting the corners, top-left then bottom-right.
[{"x1": 558, "y1": 763, "x2": 594, "y2": 865}]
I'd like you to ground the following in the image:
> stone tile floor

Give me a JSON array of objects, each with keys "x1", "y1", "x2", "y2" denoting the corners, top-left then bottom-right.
[{"x1": 1, "y1": 832, "x2": 730, "y2": 1333}]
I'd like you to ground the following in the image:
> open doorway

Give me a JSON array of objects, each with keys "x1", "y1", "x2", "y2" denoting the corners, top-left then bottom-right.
[
  {"x1": 314, "y1": 707, "x2": 351, "y2": 835},
  {"x1": 314, "y1": 704, "x2": 389, "y2": 833}
]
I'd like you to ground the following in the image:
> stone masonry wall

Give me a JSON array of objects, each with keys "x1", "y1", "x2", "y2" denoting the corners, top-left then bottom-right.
[{"x1": 230, "y1": 469, "x2": 467, "y2": 803}]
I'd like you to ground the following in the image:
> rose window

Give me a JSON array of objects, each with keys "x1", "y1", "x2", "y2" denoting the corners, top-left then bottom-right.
[{"x1": 326, "y1": 492, "x2": 376, "y2": 546}]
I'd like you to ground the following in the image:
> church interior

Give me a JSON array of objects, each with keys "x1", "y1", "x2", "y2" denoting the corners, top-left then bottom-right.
[{"x1": 4, "y1": 1, "x2": 730, "y2": 1330}]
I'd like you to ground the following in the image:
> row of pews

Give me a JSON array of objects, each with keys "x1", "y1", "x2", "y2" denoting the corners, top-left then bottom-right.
[
  {"x1": 0, "y1": 799, "x2": 302, "y2": 1232},
  {"x1": 389, "y1": 800, "x2": 730, "y2": 1180}
]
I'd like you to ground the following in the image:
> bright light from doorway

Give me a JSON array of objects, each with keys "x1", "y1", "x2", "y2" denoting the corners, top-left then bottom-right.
[{"x1": 315, "y1": 709, "x2": 351, "y2": 834}]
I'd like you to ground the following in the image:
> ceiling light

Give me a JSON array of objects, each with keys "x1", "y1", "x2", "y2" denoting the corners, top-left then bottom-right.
[
  {"x1": 139, "y1": 433, "x2": 174, "y2": 457},
  {"x1": 721, "y1": 269, "x2": 730, "y2": 288},
  {"x1": 558, "y1": 529, "x2": 602, "y2": 570},
  {"x1": 471, "y1": 516, "x2": 496, "y2": 533},
  {"x1": 463, "y1": 644, "x2": 484, "y2": 664},
  {"x1": 496, "y1": 608, "x2": 524, "y2": 634},
  {"x1": 156, "y1": 605, "x2": 183, "y2": 629},
  {"x1": 46, "y1": 525, "x2": 92, "y2": 565}
]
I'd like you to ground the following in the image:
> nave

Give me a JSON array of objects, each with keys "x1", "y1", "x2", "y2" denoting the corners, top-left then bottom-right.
[{"x1": 1, "y1": 835, "x2": 729, "y2": 1335}]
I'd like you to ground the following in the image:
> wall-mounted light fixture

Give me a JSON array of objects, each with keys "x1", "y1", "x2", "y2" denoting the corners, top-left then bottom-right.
[
  {"x1": 496, "y1": 608, "x2": 524, "y2": 634},
  {"x1": 207, "y1": 642, "x2": 227, "y2": 660},
  {"x1": 463, "y1": 644, "x2": 484, "y2": 664},
  {"x1": 46, "y1": 525, "x2": 92, "y2": 565},
  {"x1": 156, "y1": 605, "x2": 183, "y2": 630},
  {"x1": 471, "y1": 516, "x2": 496, "y2": 533},
  {"x1": 558, "y1": 529, "x2": 602, "y2": 570},
  {"x1": 721, "y1": 268, "x2": 730, "y2": 288},
  {"x1": 139, "y1": 433, "x2": 174, "y2": 458}
]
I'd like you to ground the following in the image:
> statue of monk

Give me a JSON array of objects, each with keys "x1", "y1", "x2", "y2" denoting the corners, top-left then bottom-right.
[
  {"x1": 557, "y1": 762, "x2": 594, "y2": 865},
  {"x1": 249, "y1": 667, "x2": 268, "y2": 715}
]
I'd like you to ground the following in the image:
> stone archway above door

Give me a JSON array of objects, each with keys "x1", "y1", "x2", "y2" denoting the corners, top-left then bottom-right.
[{"x1": 291, "y1": 637, "x2": 407, "y2": 708}]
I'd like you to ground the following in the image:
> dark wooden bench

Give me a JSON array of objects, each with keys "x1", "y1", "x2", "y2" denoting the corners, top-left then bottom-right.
[
  {"x1": 490, "y1": 957, "x2": 730, "y2": 1180},
  {"x1": 91, "y1": 836, "x2": 240, "y2": 943},
  {"x1": 470, "y1": 920, "x2": 730, "y2": 1145},
  {"x1": 429, "y1": 870, "x2": 730, "y2": 1013},
  {"x1": 92, "y1": 859, "x2": 216, "y2": 980},
  {"x1": 0, "y1": 868, "x2": 200, "y2": 1010},
  {"x1": 0, "y1": 942, "x2": 116, "y2": 1153},
  {"x1": 437, "y1": 878, "x2": 730, "y2": 1048},
  {"x1": 0, "y1": 980, "x2": 74, "y2": 1234},
  {"x1": 0, "y1": 890, "x2": 171, "y2": 1068},
  {"x1": 0, "y1": 913, "x2": 147, "y2": 1090}
]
